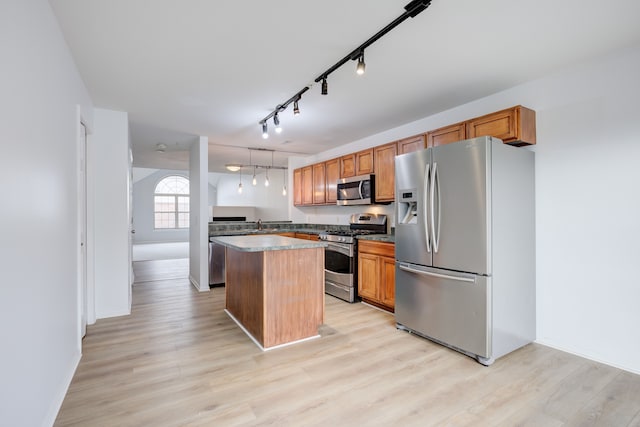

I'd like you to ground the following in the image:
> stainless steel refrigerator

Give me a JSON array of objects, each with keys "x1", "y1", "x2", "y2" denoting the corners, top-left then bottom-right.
[{"x1": 394, "y1": 136, "x2": 535, "y2": 365}]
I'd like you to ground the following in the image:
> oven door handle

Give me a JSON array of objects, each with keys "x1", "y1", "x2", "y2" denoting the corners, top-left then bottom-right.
[{"x1": 325, "y1": 242, "x2": 353, "y2": 257}]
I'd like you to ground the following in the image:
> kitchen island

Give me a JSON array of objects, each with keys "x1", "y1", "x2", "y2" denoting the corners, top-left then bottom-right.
[{"x1": 210, "y1": 234, "x2": 327, "y2": 350}]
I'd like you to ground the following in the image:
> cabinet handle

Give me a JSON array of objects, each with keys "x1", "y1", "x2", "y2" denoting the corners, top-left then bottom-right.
[
  {"x1": 423, "y1": 163, "x2": 431, "y2": 253},
  {"x1": 431, "y1": 162, "x2": 441, "y2": 253},
  {"x1": 398, "y1": 264, "x2": 475, "y2": 283}
]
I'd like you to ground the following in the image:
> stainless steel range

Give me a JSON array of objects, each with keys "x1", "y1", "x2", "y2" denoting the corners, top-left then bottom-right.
[{"x1": 319, "y1": 213, "x2": 387, "y2": 303}]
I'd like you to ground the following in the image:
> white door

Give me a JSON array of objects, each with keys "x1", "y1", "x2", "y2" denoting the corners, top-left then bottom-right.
[{"x1": 79, "y1": 122, "x2": 88, "y2": 338}]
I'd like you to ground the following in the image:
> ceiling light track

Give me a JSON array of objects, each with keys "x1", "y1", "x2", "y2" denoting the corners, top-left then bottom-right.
[{"x1": 257, "y1": 0, "x2": 433, "y2": 138}]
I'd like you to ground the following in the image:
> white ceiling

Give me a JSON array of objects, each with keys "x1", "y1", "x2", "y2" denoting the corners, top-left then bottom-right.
[{"x1": 49, "y1": 0, "x2": 640, "y2": 173}]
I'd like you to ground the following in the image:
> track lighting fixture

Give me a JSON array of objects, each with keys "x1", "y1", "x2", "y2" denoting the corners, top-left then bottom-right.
[
  {"x1": 321, "y1": 77, "x2": 328, "y2": 95},
  {"x1": 261, "y1": 122, "x2": 268, "y2": 139},
  {"x1": 274, "y1": 113, "x2": 282, "y2": 134},
  {"x1": 356, "y1": 52, "x2": 366, "y2": 75},
  {"x1": 257, "y1": 1, "x2": 432, "y2": 134}
]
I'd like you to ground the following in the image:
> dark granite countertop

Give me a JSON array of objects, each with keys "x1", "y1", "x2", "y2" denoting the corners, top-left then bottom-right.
[
  {"x1": 357, "y1": 234, "x2": 395, "y2": 243},
  {"x1": 210, "y1": 235, "x2": 327, "y2": 252}
]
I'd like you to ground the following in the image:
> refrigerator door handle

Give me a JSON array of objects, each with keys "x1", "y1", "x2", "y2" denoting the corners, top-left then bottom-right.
[
  {"x1": 423, "y1": 162, "x2": 431, "y2": 253},
  {"x1": 398, "y1": 264, "x2": 475, "y2": 283},
  {"x1": 431, "y1": 162, "x2": 441, "y2": 252}
]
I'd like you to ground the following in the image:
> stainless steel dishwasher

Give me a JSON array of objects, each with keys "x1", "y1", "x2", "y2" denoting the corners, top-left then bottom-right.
[{"x1": 209, "y1": 239, "x2": 226, "y2": 287}]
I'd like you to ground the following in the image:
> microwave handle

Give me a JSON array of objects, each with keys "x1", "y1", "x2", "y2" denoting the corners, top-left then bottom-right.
[{"x1": 358, "y1": 180, "x2": 364, "y2": 199}]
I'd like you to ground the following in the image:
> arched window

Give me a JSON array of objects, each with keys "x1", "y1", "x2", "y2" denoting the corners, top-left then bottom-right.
[{"x1": 154, "y1": 175, "x2": 189, "y2": 229}]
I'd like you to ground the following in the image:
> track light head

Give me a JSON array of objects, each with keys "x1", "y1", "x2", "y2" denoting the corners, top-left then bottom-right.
[
  {"x1": 356, "y1": 52, "x2": 366, "y2": 75},
  {"x1": 321, "y1": 77, "x2": 328, "y2": 95},
  {"x1": 261, "y1": 122, "x2": 268, "y2": 139},
  {"x1": 274, "y1": 113, "x2": 282, "y2": 133},
  {"x1": 293, "y1": 100, "x2": 300, "y2": 116}
]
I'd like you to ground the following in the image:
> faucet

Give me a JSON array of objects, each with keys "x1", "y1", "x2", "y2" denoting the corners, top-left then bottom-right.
[{"x1": 257, "y1": 219, "x2": 262, "y2": 230}]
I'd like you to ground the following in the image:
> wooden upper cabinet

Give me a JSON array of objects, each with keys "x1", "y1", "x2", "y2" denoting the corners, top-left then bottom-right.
[
  {"x1": 301, "y1": 165, "x2": 313, "y2": 205},
  {"x1": 398, "y1": 134, "x2": 426, "y2": 154},
  {"x1": 466, "y1": 105, "x2": 536, "y2": 146},
  {"x1": 374, "y1": 142, "x2": 397, "y2": 203},
  {"x1": 355, "y1": 148, "x2": 374, "y2": 175},
  {"x1": 325, "y1": 158, "x2": 339, "y2": 205},
  {"x1": 312, "y1": 163, "x2": 326, "y2": 205},
  {"x1": 293, "y1": 168, "x2": 302, "y2": 206},
  {"x1": 340, "y1": 154, "x2": 356, "y2": 178},
  {"x1": 426, "y1": 122, "x2": 466, "y2": 147}
]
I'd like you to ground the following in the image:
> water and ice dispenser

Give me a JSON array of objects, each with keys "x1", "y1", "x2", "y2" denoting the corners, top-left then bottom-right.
[{"x1": 397, "y1": 188, "x2": 418, "y2": 225}]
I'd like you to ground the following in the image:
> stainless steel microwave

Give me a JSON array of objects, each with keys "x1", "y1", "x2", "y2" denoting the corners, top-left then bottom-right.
[{"x1": 336, "y1": 174, "x2": 375, "y2": 205}]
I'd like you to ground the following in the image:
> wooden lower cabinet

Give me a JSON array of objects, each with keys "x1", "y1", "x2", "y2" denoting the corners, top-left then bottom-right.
[
  {"x1": 295, "y1": 232, "x2": 319, "y2": 241},
  {"x1": 277, "y1": 232, "x2": 296, "y2": 237},
  {"x1": 357, "y1": 240, "x2": 395, "y2": 312}
]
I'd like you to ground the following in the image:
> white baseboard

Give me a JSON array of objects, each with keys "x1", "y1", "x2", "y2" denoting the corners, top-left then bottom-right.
[
  {"x1": 44, "y1": 350, "x2": 81, "y2": 426},
  {"x1": 535, "y1": 339, "x2": 640, "y2": 375},
  {"x1": 189, "y1": 275, "x2": 209, "y2": 292}
]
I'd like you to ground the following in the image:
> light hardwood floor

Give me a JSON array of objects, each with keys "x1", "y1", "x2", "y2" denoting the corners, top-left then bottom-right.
[{"x1": 55, "y1": 262, "x2": 640, "y2": 426}]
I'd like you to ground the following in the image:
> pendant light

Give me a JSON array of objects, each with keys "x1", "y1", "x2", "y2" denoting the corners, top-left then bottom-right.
[
  {"x1": 237, "y1": 168, "x2": 243, "y2": 194},
  {"x1": 282, "y1": 168, "x2": 287, "y2": 196}
]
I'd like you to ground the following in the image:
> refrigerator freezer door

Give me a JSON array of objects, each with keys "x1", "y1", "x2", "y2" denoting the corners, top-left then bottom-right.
[
  {"x1": 431, "y1": 136, "x2": 492, "y2": 275},
  {"x1": 395, "y1": 262, "x2": 491, "y2": 359},
  {"x1": 395, "y1": 148, "x2": 432, "y2": 267}
]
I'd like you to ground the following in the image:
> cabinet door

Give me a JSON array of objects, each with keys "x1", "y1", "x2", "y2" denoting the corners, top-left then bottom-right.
[
  {"x1": 293, "y1": 168, "x2": 302, "y2": 206},
  {"x1": 295, "y1": 232, "x2": 319, "y2": 241},
  {"x1": 355, "y1": 149, "x2": 374, "y2": 175},
  {"x1": 380, "y1": 256, "x2": 396, "y2": 310},
  {"x1": 312, "y1": 163, "x2": 326, "y2": 205},
  {"x1": 358, "y1": 252, "x2": 379, "y2": 301},
  {"x1": 325, "y1": 158, "x2": 339, "y2": 204},
  {"x1": 374, "y1": 142, "x2": 397, "y2": 202},
  {"x1": 302, "y1": 166, "x2": 313, "y2": 205},
  {"x1": 426, "y1": 123, "x2": 466, "y2": 147},
  {"x1": 340, "y1": 154, "x2": 356, "y2": 178},
  {"x1": 398, "y1": 134, "x2": 426, "y2": 154},
  {"x1": 466, "y1": 105, "x2": 536, "y2": 145}
]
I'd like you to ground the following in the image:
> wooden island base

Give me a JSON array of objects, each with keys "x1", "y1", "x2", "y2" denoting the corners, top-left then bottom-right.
[{"x1": 224, "y1": 245, "x2": 324, "y2": 350}]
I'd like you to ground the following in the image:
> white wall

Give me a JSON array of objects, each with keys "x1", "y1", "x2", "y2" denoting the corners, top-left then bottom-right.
[
  {"x1": 93, "y1": 109, "x2": 131, "y2": 319},
  {"x1": 132, "y1": 168, "x2": 190, "y2": 243},
  {"x1": 0, "y1": 1, "x2": 94, "y2": 425},
  {"x1": 216, "y1": 170, "x2": 289, "y2": 221},
  {"x1": 189, "y1": 137, "x2": 209, "y2": 291},
  {"x1": 291, "y1": 45, "x2": 640, "y2": 374}
]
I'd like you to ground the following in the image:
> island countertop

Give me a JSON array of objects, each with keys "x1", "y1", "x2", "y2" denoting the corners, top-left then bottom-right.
[{"x1": 210, "y1": 234, "x2": 327, "y2": 252}]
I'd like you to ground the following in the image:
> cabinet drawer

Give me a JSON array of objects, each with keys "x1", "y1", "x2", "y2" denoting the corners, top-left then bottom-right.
[{"x1": 358, "y1": 240, "x2": 394, "y2": 258}]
